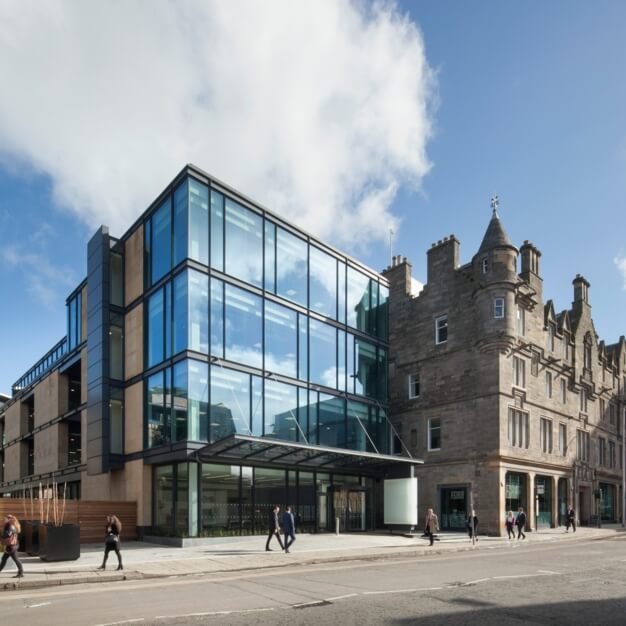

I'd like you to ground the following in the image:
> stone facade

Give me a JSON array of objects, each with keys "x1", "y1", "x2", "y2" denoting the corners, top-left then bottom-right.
[{"x1": 385, "y1": 211, "x2": 626, "y2": 535}]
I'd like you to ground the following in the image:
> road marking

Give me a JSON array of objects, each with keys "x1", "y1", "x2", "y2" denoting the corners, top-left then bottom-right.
[
  {"x1": 27, "y1": 602, "x2": 52, "y2": 608},
  {"x1": 325, "y1": 593, "x2": 358, "y2": 601},
  {"x1": 363, "y1": 587, "x2": 442, "y2": 595},
  {"x1": 94, "y1": 617, "x2": 146, "y2": 626},
  {"x1": 155, "y1": 608, "x2": 275, "y2": 619},
  {"x1": 463, "y1": 578, "x2": 491, "y2": 585},
  {"x1": 292, "y1": 600, "x2": 329, "y2": 608},
  {"x1": 537, "y1": 570, "x2": 561, "y2": 575}
]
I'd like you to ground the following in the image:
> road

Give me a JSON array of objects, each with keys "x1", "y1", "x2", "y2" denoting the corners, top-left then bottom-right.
[{"x1": 2, "y1": 536, "x2": 626, "y2": 625}]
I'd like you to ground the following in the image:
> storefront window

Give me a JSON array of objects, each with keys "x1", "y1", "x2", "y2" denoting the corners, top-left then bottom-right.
[
  {"x1": 201, "y1": 464, "x2": 240, "y2": 534},
  {"x1": 155, "y1": 464, "x2": 174, "y2": 532},
  {"x1": 254, "y1": 468, "x2": 286, "y2": 531}
]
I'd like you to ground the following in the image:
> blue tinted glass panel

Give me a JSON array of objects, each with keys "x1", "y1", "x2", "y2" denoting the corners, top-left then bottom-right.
[
  {"x1": 148, "y1": 289, "x2": 164, "y2": 367},
  {"x1": 173, "y1": 272, "x2": 188, "y2": 355},
  {"x1": 309, "y1": 246, "x2": 337, "y2": 319},
  {"x1": 318, "y1": 393, "x2": 345, "y2": 447},
  {"x1": 337, "y1": 330, "x2": 346, "y2": 392},
  {"x1": 377, "y1": 346, "x2": 388, "y2": 401},
  {"x1": 173, "y1": 360, "x2": 187, "y2": 442},
  {"x1": 173, "y1": 180, "x2": 188, "y2": 266},
  {"x1": 189, "y1": 179, "x2": 209, "y2": 265},
  {"x1": 189, "y1": 359, "x2": 209, "y2": 442},
  {"x1": 251, "y1": 375, "x2": 263, "y2": 436},
  {"x1": 189, "y1": 269, "x2": 209, "y2": 354},
  {"x1": 151, "y1": 198, "x2": 171, "y2": 284},
  {"x1": 165, "y1": 282, "x2": 172, "y2": 359},
  {"x1": 337, "y1": 261, "x2": 346, "y2": 324},
  {"x1": 147, "y1": 371, "x2": 169, "y2": 447},
  {"x1": 144, "y1": 219, "x2": 151, "y2": 288},
  {"x1": 76, "y1": 292, "x2": 82, "y2": 343},
  {"x1": 309, "y1": 320, "x2": 337, "y2": 388},
  {"x1": 210, "y1": 278, "x2": 224, "y2": 358},
  {"x1": 346, "y1": 400, "x2": 368, "y2": 451},
  {"x1": 355, "y1": 338, "x2": 377, "y2": 398},
  {"x1": 265, "y1": 379, "x2": 298, "y2": 441},
  {"x1": 210, "y1": 365, "x2": 250, "y2": 442},
  {"x1": 210, "y1": 191, "x2": 224, "y2": 271},
  {"x1": 265, "y1": 301, "x2": 297, "y2": 378},
  {"x1": 346, "y1": 333, "x2": 355, "y2": 394},
  {"x1": 298, "y1": 388, "x2": 314, "y2": 444},
  {"x1": 225, "y1": 285, "x2": 262, "y2": 369},
  {"x1": 264, "y1": 221, "x2": 276, "y2": 293},
  {"x1": 276, "y1": 228, "x2": 307, "y2": 306},
  {"x1": 224, "y1": 198, "x2": 262, "y2": 287},
  {"x1": 298, "y1": 314, "x2": 308, "y2": 381},
  {"x1": 346, "y1": 267, "x2": 370, "y2": 333},
  {"x1": 376, "y1": 406, "x2": 390, "y2": 454},
  {"x1": 378, "y1": 284, "x2": 389, "y2": 341}
]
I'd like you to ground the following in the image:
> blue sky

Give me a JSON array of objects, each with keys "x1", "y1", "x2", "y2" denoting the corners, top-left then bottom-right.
[{"x1": 1, "y1": 1, "x2": 625, "y2": 394}]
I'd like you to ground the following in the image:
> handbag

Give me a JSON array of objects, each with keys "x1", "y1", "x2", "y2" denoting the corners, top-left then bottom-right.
[{"x1": 105, "y1": 532, "x2": 118, "y2": 547}]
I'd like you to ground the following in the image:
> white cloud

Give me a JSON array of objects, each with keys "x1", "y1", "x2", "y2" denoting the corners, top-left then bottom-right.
[
  {"x1": 615, "y1": 253, "x2": 626, "y2": 290},
  {"x1": 0, "y1": 0, "x2": 435, "y2": 249}
]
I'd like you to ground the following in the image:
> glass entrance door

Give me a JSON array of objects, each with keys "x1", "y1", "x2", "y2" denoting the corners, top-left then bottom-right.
[
  {"x1": 440, "y1": 486, "x2": 467, "y2": 530},
  {"x1": 329, "y1": 487, "x2": 367, "y2": 531}
]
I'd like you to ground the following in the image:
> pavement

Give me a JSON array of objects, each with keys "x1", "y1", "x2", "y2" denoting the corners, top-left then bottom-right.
[{"x1": 2, "y1": 524, "x2": 625, "y2": 592}]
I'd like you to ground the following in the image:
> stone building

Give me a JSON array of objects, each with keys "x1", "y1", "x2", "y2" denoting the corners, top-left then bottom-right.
[{"x1": 385, "y1": 206, "x2": 626, "y2": 535}]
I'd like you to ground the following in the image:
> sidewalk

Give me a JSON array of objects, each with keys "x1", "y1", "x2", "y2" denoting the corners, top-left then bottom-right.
[{"x1": 2, "y1": 524, "x2": 625, "y2": 592}]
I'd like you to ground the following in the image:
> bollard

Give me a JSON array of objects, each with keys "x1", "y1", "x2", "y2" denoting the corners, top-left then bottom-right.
[{"x1": 335, "y1": 516, "x2": 340, "y2": 536}]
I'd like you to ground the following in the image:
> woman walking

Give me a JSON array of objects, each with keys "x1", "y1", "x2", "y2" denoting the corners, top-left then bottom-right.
[
  {"x1": 505, "y1": 510, "x2": 516, "y2": 539},
  {"x1": 424, "y1": 508, "x2": 439, "y2": 546},
  {"x1": 0, "y1": 514, "x2": 24, "y2": 578},
  {"x1": 467, "y1": 509, "x2": 479, "y2": 542},
  {"x1": 98, "y1": 514, "x2": 123, "y2": 571}
]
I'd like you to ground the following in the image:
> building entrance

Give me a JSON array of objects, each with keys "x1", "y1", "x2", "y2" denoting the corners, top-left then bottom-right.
[
  {"x1": 440, "y1": 486, "x2": 467, "y2": 530},
  {"x1": 535, "y1": 476, "x2": 553, "y2": 528},
  {"x1": 578, "y1": 486, "x2": 591, "y2": 525},
  {"x1": 329, "y1": 487, "x2": 367, "y2": 531}
]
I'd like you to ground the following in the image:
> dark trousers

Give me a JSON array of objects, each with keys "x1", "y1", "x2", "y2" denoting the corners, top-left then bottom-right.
[
  {"x1": 266, "y1": 529, "x2": 284, "y2": 550},
  {"x1": 467, "y1": 525, "x2": 478, "y2": 540},
  {"x1": 284, "y1": 532, "x2": 295, "y2": 551},
  {"x1": 102, "y1": 543, "x2": 122, "y2": 568},
  {"x1": 506, "y1": 525, "x2": 515, "y2": 539},
  {"x1": 517, "y1": 524, "x2": 526, "y2": 539},
  {"x1": 566, "y1": 518, "x2": 576, "y2": 532},
  {"x1": 0, "y1": 549, "x2": 23, "y2": 574},
  {"x1": 426, "y1": 526, "x2": 434, "y2": 546}
]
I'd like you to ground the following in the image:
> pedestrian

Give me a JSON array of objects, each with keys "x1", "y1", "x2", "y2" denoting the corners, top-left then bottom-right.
[
  {"x1": 424, "y1": 508, "x2": 439, "y2": 546},
  {"x1": 282, "y1": 505, "x2": 296, "y2": 553},
  {"x1": 505, "y1": 510, "x2": 516, "y2": 539},
  {"x1": 265, "y1": 505, "x2": 285, "y2": 552},
  {"x1": 515, "y1": 507, "x2": 527, "y2": 540},
  {"x1": 98, "y1": 514, "x2": 123, "y2": 571},
  {"x1": 0, "y1": 514, "x2": 24, "y2": 578},
  {"x1": 467, "y1": 509, "x2": 478, "y2": 542},
  {"x1": 565, "y1": 505, "x2": 576, "y2": 533}
]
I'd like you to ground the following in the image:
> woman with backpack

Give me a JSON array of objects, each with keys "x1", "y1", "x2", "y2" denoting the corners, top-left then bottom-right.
[
  {"x1": 0, "y1": 514, "x2": 24, "y2": 578},
  {"x1": 97, "y1": 514, "x2": 123, "y2": 571}
]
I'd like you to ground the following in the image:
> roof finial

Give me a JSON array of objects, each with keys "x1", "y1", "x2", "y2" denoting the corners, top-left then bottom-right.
[{"x1": 490, "y1": 194, "x2": 499, "y2": 217}]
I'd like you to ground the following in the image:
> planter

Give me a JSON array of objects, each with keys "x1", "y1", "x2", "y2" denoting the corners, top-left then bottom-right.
[
  {"x1": 38, "y1": 524, "x2": 81, "y2": 561},
  {"x1": 23, "y1": 521, "x2": 40, "y2": 556}
]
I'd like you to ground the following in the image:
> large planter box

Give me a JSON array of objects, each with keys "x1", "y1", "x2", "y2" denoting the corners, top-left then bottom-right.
[
  {"x1": 23, "y1": 521, "x2": 40, "y2": 556},
  {"x1": 38, "y1": 524, "x2": 81, "y2": 561}
]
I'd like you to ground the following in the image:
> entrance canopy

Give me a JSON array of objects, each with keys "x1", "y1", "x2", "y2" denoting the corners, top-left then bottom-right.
[{"x1": 195, "y1": 434, "x2": 422, "y2": 475}]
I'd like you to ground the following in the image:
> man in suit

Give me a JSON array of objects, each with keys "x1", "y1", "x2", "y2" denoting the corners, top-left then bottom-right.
[
  {"x1": 282, "y1": 506, "x2": 296, "y2": 553},
  {"x1": 265, "y1": 505, "x2": 284, "y2": 552},
  {"x1": 516, "y1": 507, "x2": 527, "y2": 539}
]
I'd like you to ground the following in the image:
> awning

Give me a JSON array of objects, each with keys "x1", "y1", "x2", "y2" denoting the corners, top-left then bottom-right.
[{"x1": 194, "y1": 434, "x2": 422, "y2": 475}]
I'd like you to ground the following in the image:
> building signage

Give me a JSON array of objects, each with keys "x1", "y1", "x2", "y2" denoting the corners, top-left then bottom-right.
[{"x1": 450, "y1": 490, "x2": 465, "y2": 499}]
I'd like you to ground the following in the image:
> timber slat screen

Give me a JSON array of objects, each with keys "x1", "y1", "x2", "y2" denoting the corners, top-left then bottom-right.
[{"x1": 0, "y1": 500, "x2": 137, "y2": 543}]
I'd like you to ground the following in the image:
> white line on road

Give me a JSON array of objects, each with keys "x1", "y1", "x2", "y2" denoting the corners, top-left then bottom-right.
[
  {"x1": 155, "y1": 608, "x2": 275, "y2": 619},
  {"x1": 463, "y1": 578, "x2": 491, "y2": 585},
  {"x1": 324, "y1": 593, "x2": 358, "y2": 601},
  {"x1": 27, "y1": 602, "x2": 52, "y2": 608},
  {"x1": 537, "y1": 570, "x2": 561, "y2": 575},
  {"x1": 363, "y1": 587, "x2": 442, "y2": 595},
  {"x1": 94, "y1": 617, "x2": 145, "y2": 626}
]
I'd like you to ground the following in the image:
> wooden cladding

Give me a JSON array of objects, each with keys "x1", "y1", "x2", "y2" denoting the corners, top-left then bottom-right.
[{"x1": 0, "y1": 500, "x2": 137, "y2": 543}]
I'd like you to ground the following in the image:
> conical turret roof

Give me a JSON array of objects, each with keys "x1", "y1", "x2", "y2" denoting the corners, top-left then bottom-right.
[{"x1": 477, "y1": 209, "x2": 515, "y2": 254}]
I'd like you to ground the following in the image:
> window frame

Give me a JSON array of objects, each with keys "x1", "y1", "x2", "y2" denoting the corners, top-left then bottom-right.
[
  {"x1": 408, "y1": 372, "x2": 420, "y2": 399},
  {"x1": 540, "y1": 417, "x2": 553, "y2": 453},
  {"x1": 512, "y1": 356, "x2": 526, "y2": 388},
  {"x1": 427, "y1": 417, "x2": 441, "y2": 451},
  {"x1": 435, "y1": 314, "x2": 448, "y2": 345},
  {"x1": 494, "y1": 297, "x2": 505, "y2": 319}
]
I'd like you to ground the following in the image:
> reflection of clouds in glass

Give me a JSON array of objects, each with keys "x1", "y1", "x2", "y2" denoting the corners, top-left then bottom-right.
[
  {"x1": 309, "y1": 246, "x2": 336, "y2": 293},
  {"x1": 225, "y1": 344, "x2": 262, "y2": 369},
  {"x1": 321, "y1": 366, "x2": 338, "y2": 389},
  {"x1": 225, "y1": 199, "x2": 262, "y2": 285},
  {"x1": 264, "y1": 353, "x2": 297, "y2": 378}
]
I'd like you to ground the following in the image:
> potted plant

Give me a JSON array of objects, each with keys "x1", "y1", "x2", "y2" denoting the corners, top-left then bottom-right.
[{"x1": 38, "y1": 482, "x2": 81, "y2": 562}]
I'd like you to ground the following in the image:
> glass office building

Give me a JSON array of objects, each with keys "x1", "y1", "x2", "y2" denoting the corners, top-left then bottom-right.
[{"x1": 0, "y1": 165, "x2": 418, "y2": 537}]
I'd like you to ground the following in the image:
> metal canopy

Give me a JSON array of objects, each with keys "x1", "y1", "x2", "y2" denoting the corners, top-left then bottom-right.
[{"x1": 195, "y1": 434, "x2": 423, "y2": 475}]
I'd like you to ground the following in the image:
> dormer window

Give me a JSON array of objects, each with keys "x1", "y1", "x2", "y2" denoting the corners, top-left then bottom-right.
[{"x1": 481, "y1": 256, "x2": 489, "y2": 274}]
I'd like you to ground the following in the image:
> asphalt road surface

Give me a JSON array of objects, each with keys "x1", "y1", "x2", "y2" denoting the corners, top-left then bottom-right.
[{"x1": 2, "y1": 536, "x2": 626, "y2": 625}]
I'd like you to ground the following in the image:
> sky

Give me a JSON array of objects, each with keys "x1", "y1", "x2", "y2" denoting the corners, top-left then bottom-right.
[{"x1": 1, "y1": 0, "x2": 625, "y2": 395}]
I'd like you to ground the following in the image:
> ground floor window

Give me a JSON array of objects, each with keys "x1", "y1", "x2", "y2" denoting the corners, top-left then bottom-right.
[
  {"x1": 599, "y1": 482, "x2": 616, "y2": 522},
  {"x1": 557, "y1": 477, "x2": 568, "y2": 526},
  {"x1": 153, "y1": 462, "x2": 373, "y2": 537},
  {"x1": 439, "y1": 486, "x2": 467, "y2": 530},
  {"x1": 535, "y1": 476, "x2": 552, "y2": 528},
  {"x1": 505, "y1": 472, "x2": 527, "y2": 515}
]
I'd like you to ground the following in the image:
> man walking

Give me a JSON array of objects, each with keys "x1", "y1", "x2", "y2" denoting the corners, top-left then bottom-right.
[
  {"x1": 516, "y1": 507, "x2": 527, "y2": 540},
  {"x1": 566, "y1": 505, "x2": 576, "y2": 533},
  {"x1": 265, "y1": 505, "x2": 284, "y2": 552},
  {"x1": 282, "y1": 506, "x2": 296, "y2": 553}
]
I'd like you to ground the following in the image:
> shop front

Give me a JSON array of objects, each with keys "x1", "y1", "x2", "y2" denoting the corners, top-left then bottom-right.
[
  {"x1": 599, "y1": 483, "x2": 616, "y2": 522},
  {"x1": 505, "y1": 472, "x2": 527, "y2": 515},
  {"x1": 439, "y1": 486, "x2": 468, "y2": 530}
]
